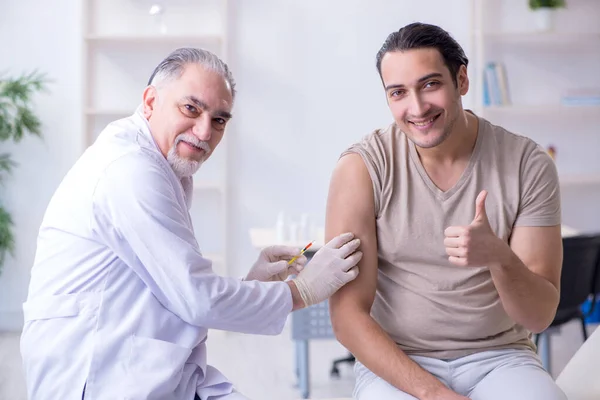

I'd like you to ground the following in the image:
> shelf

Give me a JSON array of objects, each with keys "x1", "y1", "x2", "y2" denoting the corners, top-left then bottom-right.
[
  {"x1": 249, "y1": 228, "x2": 325, "y2": 251},
  {"x1": 561, "y1": 225, "x2": 580, "y2": 238},
  {"x1": 481, "y1": 104, "x2": 600, "y2": 117},
  {"x1": 203, "y1": 252, "x2": 225, "y2": 265},
  {"x1": 483, "y1": 32, "x2": 600, "y2": 46},
  {"x1": 194, "y1": 181, "x2": 225, "y2": 192},
  {"x1": 86, "y1": 108, "x2": 132, "y2": 117},
  {"x1": 559, "y1": 174, "x2": 600, "y2": 186},
  {"x1": 85, "y1": 34, "x2": 222, "y2": 46}
]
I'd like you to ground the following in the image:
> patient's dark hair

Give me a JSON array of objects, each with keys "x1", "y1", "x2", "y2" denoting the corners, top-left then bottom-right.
[{"x1": 375, "y1": 22, "x2": 469, "y2": 87}]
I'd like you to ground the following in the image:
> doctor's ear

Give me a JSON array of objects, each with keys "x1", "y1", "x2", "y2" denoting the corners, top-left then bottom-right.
[{"x1": 142, "y1": 85, "x2": 158, "y2": 119}]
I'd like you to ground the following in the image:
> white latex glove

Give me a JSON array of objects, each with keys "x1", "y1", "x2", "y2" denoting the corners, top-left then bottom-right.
[
  {"x1": 244, "y1": 245, "x2": 308, "y2": 282},
  {"x1": 292, "y1": 232, "x2": 362, "y2": 307}
]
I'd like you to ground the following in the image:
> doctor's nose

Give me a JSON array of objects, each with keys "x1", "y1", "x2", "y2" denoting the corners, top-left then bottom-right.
[
  {"x1": 192, "y1": 117, "x2": 212, "y2": 142},
  {"x1": 192, "y1": 118, "x2": 212, "y2": 142}
]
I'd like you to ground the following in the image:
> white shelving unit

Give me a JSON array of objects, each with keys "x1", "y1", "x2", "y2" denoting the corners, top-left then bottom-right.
[
  {"x1": 82, "y1": 0, "x2": 231, "y2": 276},
  {"x1": 482, "y1": 104, "x2": 600, "y2": 117},
  {"x1": 559, "y1": 174, "x2": 600, "y2": 187},
  {"x1": 470, "y1": 0, "x2": 600, "y2": 191},
  {"x1": 482, "y1": 32, "x2": 600, "y2": 46},
  {"x1": 84, "y1": 34, "x2": 223, "y2": 46}
]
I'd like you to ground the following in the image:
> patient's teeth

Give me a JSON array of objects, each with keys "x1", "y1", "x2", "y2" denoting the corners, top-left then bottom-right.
[
  {"x1": 411, "y1": 117, "x2": 436, "y2": 126},
  {"x1": 412, "y1": 117, "x2": 435, "y2": 126}
]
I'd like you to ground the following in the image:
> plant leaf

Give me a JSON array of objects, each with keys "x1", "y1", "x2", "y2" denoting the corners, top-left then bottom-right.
[
  {"x1": 0, "y1": 205, "x2": 15, "y2": 273},
  {"x1": 0, "y1": 71, "x2": 49, "y2": 143},
  {"x1": 0, "y1": 153, "x2": 15, "y2": 175}
]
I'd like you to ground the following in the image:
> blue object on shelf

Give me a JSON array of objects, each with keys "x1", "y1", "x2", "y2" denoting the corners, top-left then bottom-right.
[{"x1": 582, "y1": 298, "x2": 600, "y2": 324}]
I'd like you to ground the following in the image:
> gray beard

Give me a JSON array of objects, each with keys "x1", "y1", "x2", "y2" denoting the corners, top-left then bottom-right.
[
  {"x1": 167, "y1": 147, "x2": 202, "y2": 178},
  {"x1": 166, "y1": 134, "x2": 211, "y2": 178}
]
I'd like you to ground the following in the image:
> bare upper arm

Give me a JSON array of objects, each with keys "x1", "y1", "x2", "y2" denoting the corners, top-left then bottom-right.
[
  {"x1": 326, "y1": 153, "x2": 378, "y2": 317},
  {"x1": 509, "y1": 225, "x2": 563, "y2": 291}
]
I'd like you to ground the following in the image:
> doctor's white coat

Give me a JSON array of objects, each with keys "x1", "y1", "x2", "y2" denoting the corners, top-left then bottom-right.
[{"x1": 20, "y1": 109, "x2": 292, "y2": 400}]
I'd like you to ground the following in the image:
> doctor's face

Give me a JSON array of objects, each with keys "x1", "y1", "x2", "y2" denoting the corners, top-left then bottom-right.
[{"x1": 142, "y1": 63, "x2": 233, "y2": 177}]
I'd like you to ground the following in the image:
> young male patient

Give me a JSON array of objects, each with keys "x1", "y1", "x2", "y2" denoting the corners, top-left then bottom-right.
[{"x1": 326, "y1": 22, "x2": 566, "y2": 400}]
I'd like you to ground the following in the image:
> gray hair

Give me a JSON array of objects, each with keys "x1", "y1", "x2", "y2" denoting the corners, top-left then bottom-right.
[{"x1": 147, "y1": 47, "x2": 236, "y2": 101}]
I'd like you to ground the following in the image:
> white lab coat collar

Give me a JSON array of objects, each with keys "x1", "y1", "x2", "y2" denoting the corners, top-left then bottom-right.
[{"x1": 132, "y1": 105, "x2": 194, "y2": 209}]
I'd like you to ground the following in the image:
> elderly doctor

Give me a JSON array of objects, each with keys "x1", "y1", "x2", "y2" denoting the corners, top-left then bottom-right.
[{"x1": 20, "y1": 47, "x2": 362, "y2": 400}]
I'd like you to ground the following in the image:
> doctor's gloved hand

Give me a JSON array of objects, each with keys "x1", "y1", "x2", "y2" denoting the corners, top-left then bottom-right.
[
  {"x1": 291, "y1": 232, "x2": 362, "y2": 307},
  {"x1": 244, "y1": 245, "x2": 308, "y2": 282}
]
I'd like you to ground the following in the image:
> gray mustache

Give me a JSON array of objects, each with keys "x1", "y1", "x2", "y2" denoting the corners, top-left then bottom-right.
[{"x1": 175, "y1": 134, "x2": 211, "y2": 153}]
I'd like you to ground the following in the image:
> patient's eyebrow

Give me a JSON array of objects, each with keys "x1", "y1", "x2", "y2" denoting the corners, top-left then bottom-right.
[{"x1": 384, "y1": 73, "x2": 444, "y2": 91}]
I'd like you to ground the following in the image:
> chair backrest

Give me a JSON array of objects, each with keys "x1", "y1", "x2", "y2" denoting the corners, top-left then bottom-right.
[
  {"x1": 558, "y1": 234, "x2": 600, "y2": 310},
  {"x1": 594, "y1": 240, "x2": 600, "y2": 297}
]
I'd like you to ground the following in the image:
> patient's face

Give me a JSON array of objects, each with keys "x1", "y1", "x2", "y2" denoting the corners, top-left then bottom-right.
[
  {"x1": 143, "y1": 63, "x2": 233, "y2": 177},
  {"x1": 380, "y1": 48, "x2": 468, "y2": 149}
]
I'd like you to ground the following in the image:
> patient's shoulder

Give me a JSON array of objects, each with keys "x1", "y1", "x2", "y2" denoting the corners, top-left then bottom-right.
[
  {"x1": 328, "y1": 154, "x2": 376, "y2": 227},
  {"x1": 334, "y1": 124, "x2": 405, "y2": 217},
  {"x1": 333, "y1": 152, "x2": 371, "y2": 186},
  {"x1": 341, "y1": 122, "x2": 400, "y2": 159}
]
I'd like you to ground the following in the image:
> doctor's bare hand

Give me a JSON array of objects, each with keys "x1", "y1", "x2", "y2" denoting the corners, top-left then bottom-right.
[
  {"x1": 244, "y1": 245, "x2": 308, "y2": 282},
  {"x1": 291, "y1": 232, "x2": 362, "y2": 308},
  {"x1": 443, "y1": 190, "x2": 508, "y2": 268}
]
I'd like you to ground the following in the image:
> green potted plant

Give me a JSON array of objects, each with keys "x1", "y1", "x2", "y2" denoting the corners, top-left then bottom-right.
[
  {"x1": 529, "y1": 0, "x2": 566, "y2": 32},
  {"x1": 0, "y1": 71, "x2": 48, "y2": 276}
]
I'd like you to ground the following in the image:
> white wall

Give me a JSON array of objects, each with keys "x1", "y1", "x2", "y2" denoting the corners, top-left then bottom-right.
[
  {"x1": 226, "y1": 0, "x2": 473, "y2": 277},
  {"x1": 0, "y1": 0, "x2": 474, "y2": 330},
  {"x1": 3, "y1": 0, "x2": 597, "y2": 331},
  {"x1": 0, "y1": 0, "x2": 83, "y2": 330}
]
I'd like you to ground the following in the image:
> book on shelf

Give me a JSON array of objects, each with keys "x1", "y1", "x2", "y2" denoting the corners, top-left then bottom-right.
[
  {"x1": 483, "y1": 62, "x2": 511, "y2": 107},
  {"x1": 560, "y1": 88, "x2": 600, "y2": 106}
]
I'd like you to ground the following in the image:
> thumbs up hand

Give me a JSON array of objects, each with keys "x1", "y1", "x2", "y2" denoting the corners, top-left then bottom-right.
[{"x1": 443, "y1": 190, "x2": 505, "y2": 268}]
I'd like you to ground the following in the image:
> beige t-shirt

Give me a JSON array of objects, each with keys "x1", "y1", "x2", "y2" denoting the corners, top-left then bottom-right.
[{"x1": 343, "y1": 114, "x2": 561, "y2": 360}]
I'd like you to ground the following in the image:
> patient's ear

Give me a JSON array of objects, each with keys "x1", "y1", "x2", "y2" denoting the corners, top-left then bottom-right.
[{"x1": 457, "y1": 65, "x2": 469, "y2": 96}]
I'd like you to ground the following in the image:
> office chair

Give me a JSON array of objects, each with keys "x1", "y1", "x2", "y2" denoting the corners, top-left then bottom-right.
[
  {"x1": 535, "y1": 233, "x2": 600, "y2": 373},
  {"x1": 330, "y1": 353, "x2": 355, "y2": 378},
  {"x1": 581, "y1": 242, "x2": 600, "y2": 323},
  {"x1": 590, "y1": 244, "x2": 600, "y2": 316}
]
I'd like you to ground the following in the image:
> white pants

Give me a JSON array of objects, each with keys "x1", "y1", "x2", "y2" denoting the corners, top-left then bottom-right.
[
  {"x1": 197, "y1": 391, "x2": 249, "y2": 400},
  {"x1": 353, "y1": 348, "x2": 567, "y2": 400}
]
